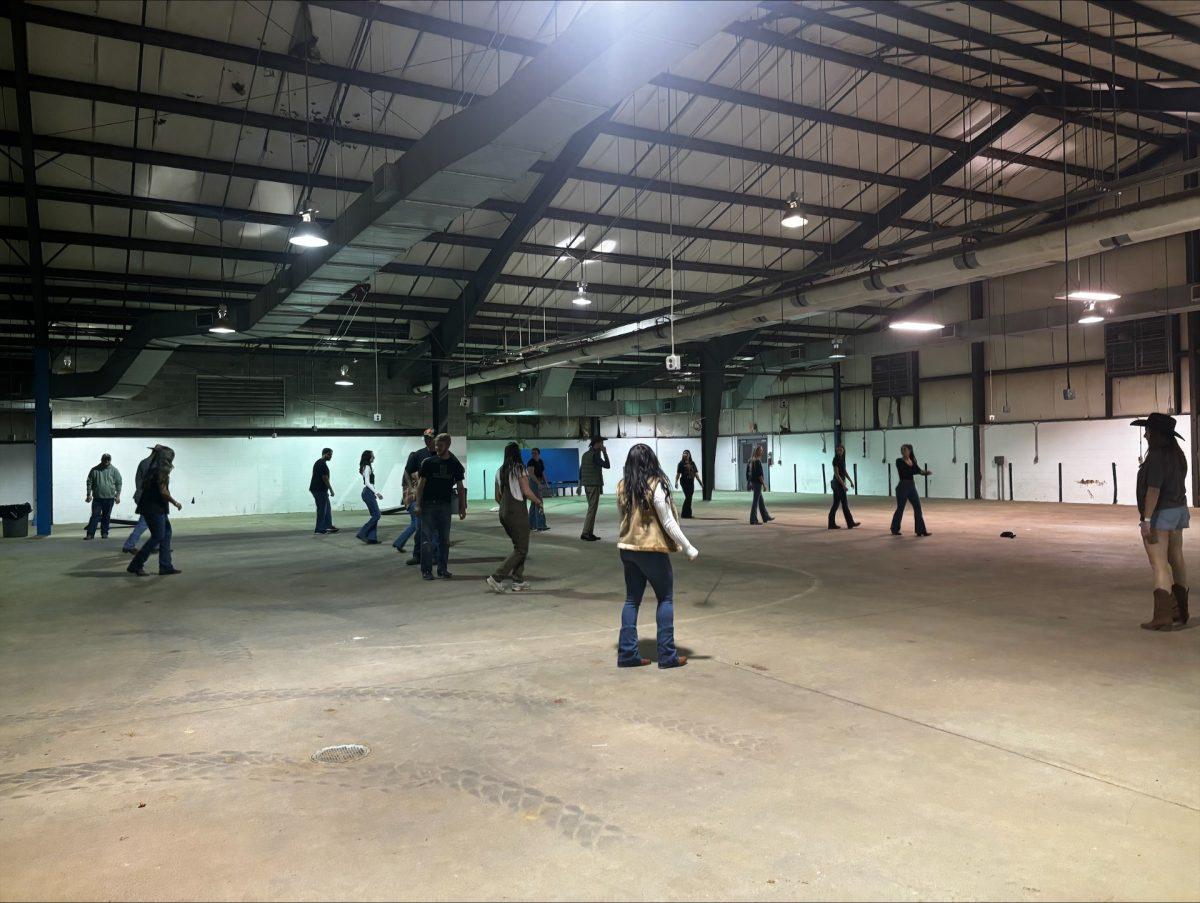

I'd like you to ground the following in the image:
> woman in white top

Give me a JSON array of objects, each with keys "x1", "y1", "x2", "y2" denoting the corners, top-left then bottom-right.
[
  {"x1": 616, "y1": 443, "x2": 699, "y2": 669},
  {"x1": 487, "y1": 442, "x2": 544, "y2": 593},
  {"x1": 356, "y1": 450, "x2": 384, "y2": 544}
]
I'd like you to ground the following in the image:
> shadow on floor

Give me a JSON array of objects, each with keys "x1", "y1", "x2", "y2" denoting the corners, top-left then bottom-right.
[{"x1": 613, "y1": 640, "x2": 709, "y2": 661}]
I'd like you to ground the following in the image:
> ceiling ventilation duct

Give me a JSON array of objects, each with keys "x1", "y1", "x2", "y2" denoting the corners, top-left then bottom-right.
[{"x1": 49, "y1": 0, "x2": 755, "y2": 399}]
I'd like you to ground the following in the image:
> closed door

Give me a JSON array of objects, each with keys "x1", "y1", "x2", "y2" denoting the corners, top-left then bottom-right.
[{"x1": 737, "y1": 436, "x2": 769, "y2": 490}]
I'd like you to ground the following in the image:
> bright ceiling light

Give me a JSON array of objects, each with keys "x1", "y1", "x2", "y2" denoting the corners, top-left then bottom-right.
[
  {"x1": 1056, "y1": 290, "x2": 1121, "y2": 302},
  {"x1": 571, "y1": 280, "x2": 591, "y2": 306},
  {"x1": 1078, "y1": 303, "x2": 1105, "y2": 325},
  {"x1": 781, "y1": 191, "x2": 809, "y2": 229},
  {"x1": 208, "y1": 302, "x2": 236, "y2": 334},
  {"x1": 889, "y1": 320, "x2": 943, "y2": 332},
  {"x1": 829, "y1": 351, "x2": 847, "y2": 360},
  {"x1": 334, "y1": 363, "x2": 354, "y2": 387},
  {"x1": 289, "y1": 209, "x2": 328, "y2": 249}
]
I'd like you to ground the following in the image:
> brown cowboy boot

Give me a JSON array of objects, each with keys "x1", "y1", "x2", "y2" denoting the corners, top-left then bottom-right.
[
  {"x1": 1141, "y1": 589, "x2": 1181, "y2": 631},
  {"x1": 1172, "y1": 584, "x2": 1189, "y2": 626}
]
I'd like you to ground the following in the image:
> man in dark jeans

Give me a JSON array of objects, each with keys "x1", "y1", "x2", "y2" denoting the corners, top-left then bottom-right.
[
  {"x1": 393, "y1": 429, "x2": 437, "y2": 564},
  {"x1": 415, "y1": 433, "x2": 467, "y2": 579},
  {"x1": 310, "y1": 448, "x2": 339, "y2": 534},
  {"x1": 84, "y1": 453, "x2": 122, "y2": 539}
]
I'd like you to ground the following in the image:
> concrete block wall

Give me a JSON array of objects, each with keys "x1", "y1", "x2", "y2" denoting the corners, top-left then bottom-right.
[{"x1": 0, "y1": 442, "x2": 34, "y2": 508}]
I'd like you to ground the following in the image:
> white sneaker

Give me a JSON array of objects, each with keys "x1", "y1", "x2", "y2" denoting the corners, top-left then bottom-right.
[
  {"x1": 510, "y1": 581, "x2": 530, "y2": 592},
  {"x1": 485, "y1": 576, "x2": 509, "y2": 594}
]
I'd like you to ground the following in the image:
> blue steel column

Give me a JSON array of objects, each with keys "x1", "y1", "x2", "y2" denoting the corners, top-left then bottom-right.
[{"x1": 12, "y1": 4, "x2": 53, "y2": 535}]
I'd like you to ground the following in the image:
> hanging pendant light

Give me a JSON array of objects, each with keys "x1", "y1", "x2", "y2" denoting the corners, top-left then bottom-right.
[
  {"x1": 829, "y1": 338, "x2": 847, "y2": 360},
  {"x1": 334, "y1": 363, "x2": 354, "y2": 387},
  {"x1": 209, "y1": 302, "x2": 236, "y2": 334},
  {"x1": 1078, "y1": 302, "x2": 1105, "y2": 325},
  {"x1": 571, "y1": 280, "x2": 591, "y2": 306},
  {"x1": 1055, "y1": 289, "x2": 1121, "y2": 302},
  {"x1": 290, "y1": 208, "x2": 328, "y2": 249},
  {"x1": 781, "y1": 192, "x2": 809, "y2": 229}
]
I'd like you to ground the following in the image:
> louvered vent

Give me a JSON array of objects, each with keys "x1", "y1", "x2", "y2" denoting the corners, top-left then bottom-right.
[
  {"x1": 196, "y1": 376, "x2": 286, "y2": 418},
  {"x1": 1105, "y1": 316, "x2": 1172, "y2": 378},
  {"x1": 872, "y1": 352, "x2": 916, "y2": 398}
]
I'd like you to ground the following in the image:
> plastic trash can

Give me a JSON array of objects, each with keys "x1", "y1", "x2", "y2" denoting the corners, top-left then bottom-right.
[{"x1": 1, "y1": 503, "x2": 32, "y2": 538}]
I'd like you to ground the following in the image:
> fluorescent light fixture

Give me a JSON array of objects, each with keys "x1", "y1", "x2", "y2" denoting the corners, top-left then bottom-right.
[
  {"x1": 736, "y1": 355, "x2": 756, "y2": 362},
  {"x1": 888, "y1": 320, "x2": 943, "y2": 332},
  {"x1": 781, "y1": 191, "x2": 808, "y2": 229},
  {"x1": 208, "y1": 302, "x2": 236, "y2": 334},
  {"x1": 334, "y1": 364, "x2": 354, "y2": 387},
  {"x1": 1056, "y1": 290, "x2": 1121, "y2": 302},
  {"x1": 289, "y1": 209, "x2": 328, "y2": 249},
  {"x1": 1078, "y1": 303, "x2": 1105, "y2": 325},
  {"x1": 571, "y1": 280, "x2": 591, "y2": 306}
]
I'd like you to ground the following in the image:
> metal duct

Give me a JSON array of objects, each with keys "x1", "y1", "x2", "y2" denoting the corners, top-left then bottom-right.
[
  {"x1": 416, "y1": 188, "x2": 1200, "y2": 392},
  {"x1": 50, "y1": 0, "x2": 754, "y2": 398}
]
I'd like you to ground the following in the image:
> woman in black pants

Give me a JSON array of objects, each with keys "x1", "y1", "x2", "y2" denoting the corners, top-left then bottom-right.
[
  {"x1": 828, "y1": 444, "x2": 860, "y2": 529},
  {"x1": 890, "y1": 444, "x2": 931, "y2": 536},
  {"x1": 674, "y1": 450, "x2": 702, "y2": 518},
  {"x1": 748, "y1": 445, "x2": 772, "y2": 525}
]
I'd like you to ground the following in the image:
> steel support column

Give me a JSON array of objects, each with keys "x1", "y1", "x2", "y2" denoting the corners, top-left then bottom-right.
[
  {"x1": 430, "y1": 361, "x2": 449, "y2": 436},
  {"x1": 970, "y1": 281, "x2": 986, "y2": 500},
  {"x1": 700, "y1": 331, "x2": 756, "y2": 502},
  {"x1": 11, "y1": 4, "x2": 51, "y2": 535}
]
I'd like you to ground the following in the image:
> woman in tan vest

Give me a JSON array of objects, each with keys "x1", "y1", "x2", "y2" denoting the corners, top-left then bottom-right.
[{"x1": 616, "y1": 444, "x2": 699, "y2": 669}]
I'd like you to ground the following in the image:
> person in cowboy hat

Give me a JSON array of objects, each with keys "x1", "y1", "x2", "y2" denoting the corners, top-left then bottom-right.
[
  {"x1": 1132, "y1": 413, "x2": 1190, "y2": 630},
  {"x1": 393, "y1": 428, "x2": 438, "y2": 565}
]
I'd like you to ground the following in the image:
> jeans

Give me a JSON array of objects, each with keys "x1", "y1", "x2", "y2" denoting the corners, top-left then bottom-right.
[
  {"x1": 357, "y1": 487, "x2": 381, "y2": 542},
  {"x1": 582, "y1": 486, "x2": 601, "y2": 536},
  {"x1": 828, "y1": 480, "x2": 855, "y2": 527},
  {"x1": 130, "y1": 512, "x2": 173, "y2": 572},
  {"x1": 680, "y1": 480, "x2": 695, "y2": 518},
  {"x1": 528, "y1": 481, "x2": 548, "y2": 530},
  {"x1": 749, "y1": 482, "x2": 770, "y2": 523},
  {"x1": 312, "y1": 489, "x2": 333, "y2": 533},
  {"x1": 122, "y1": 515, "x2": 147, "y2": 552},
  {"x1": 393, "y1": 501, "x2": 421, "y2": 554},
  {"x1": 85, "y1": 497, "x2": 115, "y2": 538},
  {"x1": 494, "y1": 494, "x2": 531, "y2": 582},
  {"x1": 618, "y1": 550, "x2": 678, "y2": 667},
  {"x1": 420, "y1": 502, "x2": 452, "y2": 575},
  {"x1": 891, "y1": 480, "x2": 927, "y2": 534}
]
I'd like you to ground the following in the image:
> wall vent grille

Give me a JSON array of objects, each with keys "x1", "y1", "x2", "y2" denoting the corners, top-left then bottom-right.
[
  {"x1": 871, "y1": 352, "x2": 916, "y2": 398},
  {"x1": 196, "y1": 376, "x2": 286, "y2": 418},
  {"x1": 1105, "y1": 316, "x2": 1172, "y2": 377}
]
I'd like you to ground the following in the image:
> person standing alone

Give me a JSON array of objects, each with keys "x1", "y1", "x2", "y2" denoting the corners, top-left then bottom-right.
[
  {"x1": 890, "y1": 444, "x2": 932, "y2": 537},
  {"x1": 310, "y1": 448, "x2": 339, "y2": 535},
  {"x1": 674, "y1": 450, "x2": 702, "y2": 519},
  {"x1": 748, "y1": 445, "x2": 773, "y2": 525},
  {"x1": 1132, "y1": 413, "x2": 1190, "y2": 630},
  {"x1": 415, "y1": 433, "x2": 467, "y2": 579},
  {"x1": 84, "y1": 453, "x2": 122, "y2": 540},
  {"x1": 394, "y1": 429, "x2": 436, "y2": 563},
  {"x1": 828, "y1": 444, "x2": 860, "y2": 529},
  {"x1": 527, "y1": 447, "x2": 550, "y2": 532},
  {"x1": 579, "y1": 436, "x2": 610, "y2": 541},
  {"x1": 122, "y1": 445, "x2": 161, "y2": 554},
  {"x1": 356, "y1": 450, "x2": 383, "y2": 544},
  {"x1": 126, "y1": 446, "x2": 182, "y2": 576},
  {"x1": 487, "y1": 442, "x2": 544, "y2": 593}
]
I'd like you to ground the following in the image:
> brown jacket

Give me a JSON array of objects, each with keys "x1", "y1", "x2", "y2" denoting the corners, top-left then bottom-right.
[{"x1": 616, "y1": 477, "x2": 682, "y2": 553}]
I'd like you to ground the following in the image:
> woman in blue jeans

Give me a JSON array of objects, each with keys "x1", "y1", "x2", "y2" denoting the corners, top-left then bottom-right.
[
  {"x1": 356, "y1": 450, "x2": 383, "y2": 544},
  {"x1": 616, "y1": 444, "x2": 699, "y2": 669},
  {"x1": 890, "y1": 444, "x2": 932, "y2": 537},
  {"x1": 126, "y1": 446, "x2": 183, "y2": 576}
]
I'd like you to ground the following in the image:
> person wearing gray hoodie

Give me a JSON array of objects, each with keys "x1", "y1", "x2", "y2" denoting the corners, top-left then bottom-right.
[{"x1": 84, "y1": 454, "x2": 122, "y2": 540}]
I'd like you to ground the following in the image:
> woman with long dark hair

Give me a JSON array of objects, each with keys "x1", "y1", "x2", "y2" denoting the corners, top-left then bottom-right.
[
  {"x1": 748, "y1": 444, "x2": 772, "y2": 525},
  {"x1": 674, "y1": 449, "x2": 702, "y2": 519},
  {"x1": 487, "y1": 442, "x2": 544, "y2": 593},
  {"x1": 126, "y1": 445, "x2": 182, "y2": 576},
  {"x1": 1133, "y1": 414, "x2": 1190, "y2": 630},
  {"x1": 828, "y1": 444, "x2": 860, "y2": 529},
  {"x1": 616, "y1": 444, "x2": 699, "y2": 669},
  {"x1": 890, "y1": 443, "x2": 932, "y2": 537},
  {"x1": 356, "y1": 450, "x2": 383, "y2": 544}
]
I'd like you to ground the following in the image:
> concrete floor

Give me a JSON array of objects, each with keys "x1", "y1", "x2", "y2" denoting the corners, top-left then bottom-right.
[{"x1": 1, "y1": 490, "x2": 1197, "y2": 901}]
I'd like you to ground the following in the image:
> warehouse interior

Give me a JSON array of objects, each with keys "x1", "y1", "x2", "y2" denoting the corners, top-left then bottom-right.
[{"x1": 1, "y1": 1, "x2": 1198, "y2": 900}]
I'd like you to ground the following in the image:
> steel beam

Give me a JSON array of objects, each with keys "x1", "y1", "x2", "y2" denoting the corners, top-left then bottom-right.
[{"x1": 1091, "y1": 0, "x2": 1200, "y2": 49}]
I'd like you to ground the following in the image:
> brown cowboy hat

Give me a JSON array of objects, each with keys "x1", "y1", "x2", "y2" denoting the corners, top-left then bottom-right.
[{"x1": 1130, "y1": 412, "x2": 1183, "y2": 439}]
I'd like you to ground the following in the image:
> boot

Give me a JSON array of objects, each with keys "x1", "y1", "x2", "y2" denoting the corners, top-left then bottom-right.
[
  {"x1": 1172, "y1": 584, "x2": 1189, "y2": 625},
  {"x1": 1141, "y1": 589, "x2": 1180, "y2": 631}
]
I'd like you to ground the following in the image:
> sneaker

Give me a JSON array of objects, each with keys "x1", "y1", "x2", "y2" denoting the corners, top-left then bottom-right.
[
  {"x1": 159, "y1": 567, "x2": 182, "y2": 576},
  {"x1": 326, "y1": 526, "x2": 340, "y2": 534},
  {"x1": 422, "y1": 572, "x2": 435, "y2": 580},
  {"x1": 510, "y1": 581, "x2": 530, "y2": 592},
  {"x1": 438, "y1": 571, "x2": 453, "y2": 579},
  {"x1": 127, "y1": 565, "x2": 147, "y2": 576},
  {"x1": 486, "y1": 576, "x2": 509, "y2": 594}
]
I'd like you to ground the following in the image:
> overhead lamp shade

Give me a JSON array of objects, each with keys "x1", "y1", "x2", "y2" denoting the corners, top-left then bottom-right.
[
  {"x1": 290, "y1": 209, "x2": 329, "y2": 249},
  {"x1": 781, "y1": 191, "x2": 808, "y2": 229},
  {"x1": 334, "y1": 363, "x2": 353, "y2": 387},
  {"x1": 209, "y1": 302, "x2": 236, "y2": 334},
  {"x1": 1078, "y1": 303, "x2": 1105, "y2": 324},
  {"x1": 571, "y1": 281, "x2": 591, "y2": 306},
  {"x1": 1056, "y1": 289, "x2": 1121, "y2": 302}
]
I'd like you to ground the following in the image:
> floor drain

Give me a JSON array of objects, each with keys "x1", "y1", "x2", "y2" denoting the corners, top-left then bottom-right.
[{"x1": 311, "y1": 743, "x2": 370, "y2": 764}]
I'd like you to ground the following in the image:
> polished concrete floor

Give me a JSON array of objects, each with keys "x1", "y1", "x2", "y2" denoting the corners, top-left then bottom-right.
[{"x1": 1, "y1": 490, "x2": 1197, "y2": 901}]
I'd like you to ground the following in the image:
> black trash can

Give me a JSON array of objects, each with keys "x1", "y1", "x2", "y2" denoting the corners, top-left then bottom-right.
[{"x1": 1, "y1": 503, "x2": 32, "y2": 538}]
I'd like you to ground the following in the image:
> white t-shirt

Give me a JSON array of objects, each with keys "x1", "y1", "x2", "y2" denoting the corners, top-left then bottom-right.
[{"x1": 495, "y1": 465, "x2": 525, "y2": 502}]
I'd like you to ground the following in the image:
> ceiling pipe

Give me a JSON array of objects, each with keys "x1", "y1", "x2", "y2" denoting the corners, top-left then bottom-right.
[{"x1": 414, "y1": 188, "x2": 1200, "y2": 394}]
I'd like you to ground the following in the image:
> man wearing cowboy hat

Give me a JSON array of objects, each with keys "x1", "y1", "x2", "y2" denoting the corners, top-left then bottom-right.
[
  {"x1": 393, "y1": 428, "x2": 438, "y2": 566},
  {"x1": 1131, "y1": 413, "x2": 1190, "y2": 630}
]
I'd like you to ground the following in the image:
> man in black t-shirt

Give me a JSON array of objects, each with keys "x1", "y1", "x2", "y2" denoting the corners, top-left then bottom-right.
[
  {"x1": 309, "y1": 448, "x2": 339, "y2": 534},
  {"x1": 414, "y1": 433, "x2": 467, "y2": 579},
  {"x1": 392, "y1": 429, "x2": 437, "y2": 563}
]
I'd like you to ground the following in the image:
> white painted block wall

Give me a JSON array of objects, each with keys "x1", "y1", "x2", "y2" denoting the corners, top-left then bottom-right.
[
  {"x1": 51, "y1": 435, "x2": 423, "y2": 523},
  {"x1": 0, "y1": 442, "x2": 35, "y2": 511}
]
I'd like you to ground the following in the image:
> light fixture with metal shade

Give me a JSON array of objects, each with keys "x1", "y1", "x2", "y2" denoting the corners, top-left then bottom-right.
[
  {"x1": 1077, "y1": 302, "x2": 1106, "y2": 325},
  {"x1": 888, "y1": 320, "x2": 943, "y2": 332},
  {"x1": 289, "y1": 209, "x2": 328, "y2": 249},
  {"x1": 1055, "y1": 289, "x2": 1121, "y2": 302},
  {"x1": 334, "y1": 363, "x2": 354, "y2": 387},
  {"x1": 829, "y1": 338, "x2": 847, "y2": 360},
  {"x1": 571, "y1": 280, "x2": 591, "y2": 306},
  {"x1": 780, "y1": 191, "x2": 809, "y2": 229},
  {"x1": 208, "y1": 302, "x2": 236, "y2": 335}
]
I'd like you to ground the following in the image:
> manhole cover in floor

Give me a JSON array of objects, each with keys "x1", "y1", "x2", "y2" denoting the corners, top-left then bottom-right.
[{"x1": 311, "y1": 743, "x2": 370, "y2": 764}]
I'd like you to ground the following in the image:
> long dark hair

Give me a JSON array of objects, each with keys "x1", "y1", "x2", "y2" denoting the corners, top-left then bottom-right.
[
  {"x1": 900, "y1": 443, "x2": 915, "y2": 462},
  {"x1": 1147, "y1": 430, "x2": 1188, "y2": 473},
  {"x1": 500, "y1": 442, "x2": 524, "y2": 485},
  {"x1": 358, "y1": 450, "x2": 373, "y2": 474},
  {"x1": 623, "y1": 443, "x2": 670, "y2": 512}
]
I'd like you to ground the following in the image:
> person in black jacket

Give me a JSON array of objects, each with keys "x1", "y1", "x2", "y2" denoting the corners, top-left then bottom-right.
[
  {"x1": 748, "y1": 445, "x2": 773, "y2": 525},
  {"x1": 890, "y1": 444, "x2": 931, "y2": 536},
  {"x1": 674, "y1": 450, "x2": 702, "y2": 518},
  {"x1": 126, "y1": 446, "x2": 183, "y2": 576},
  {"x1": 828, "y1": 444, "x2": 860, "y2": 529}
]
